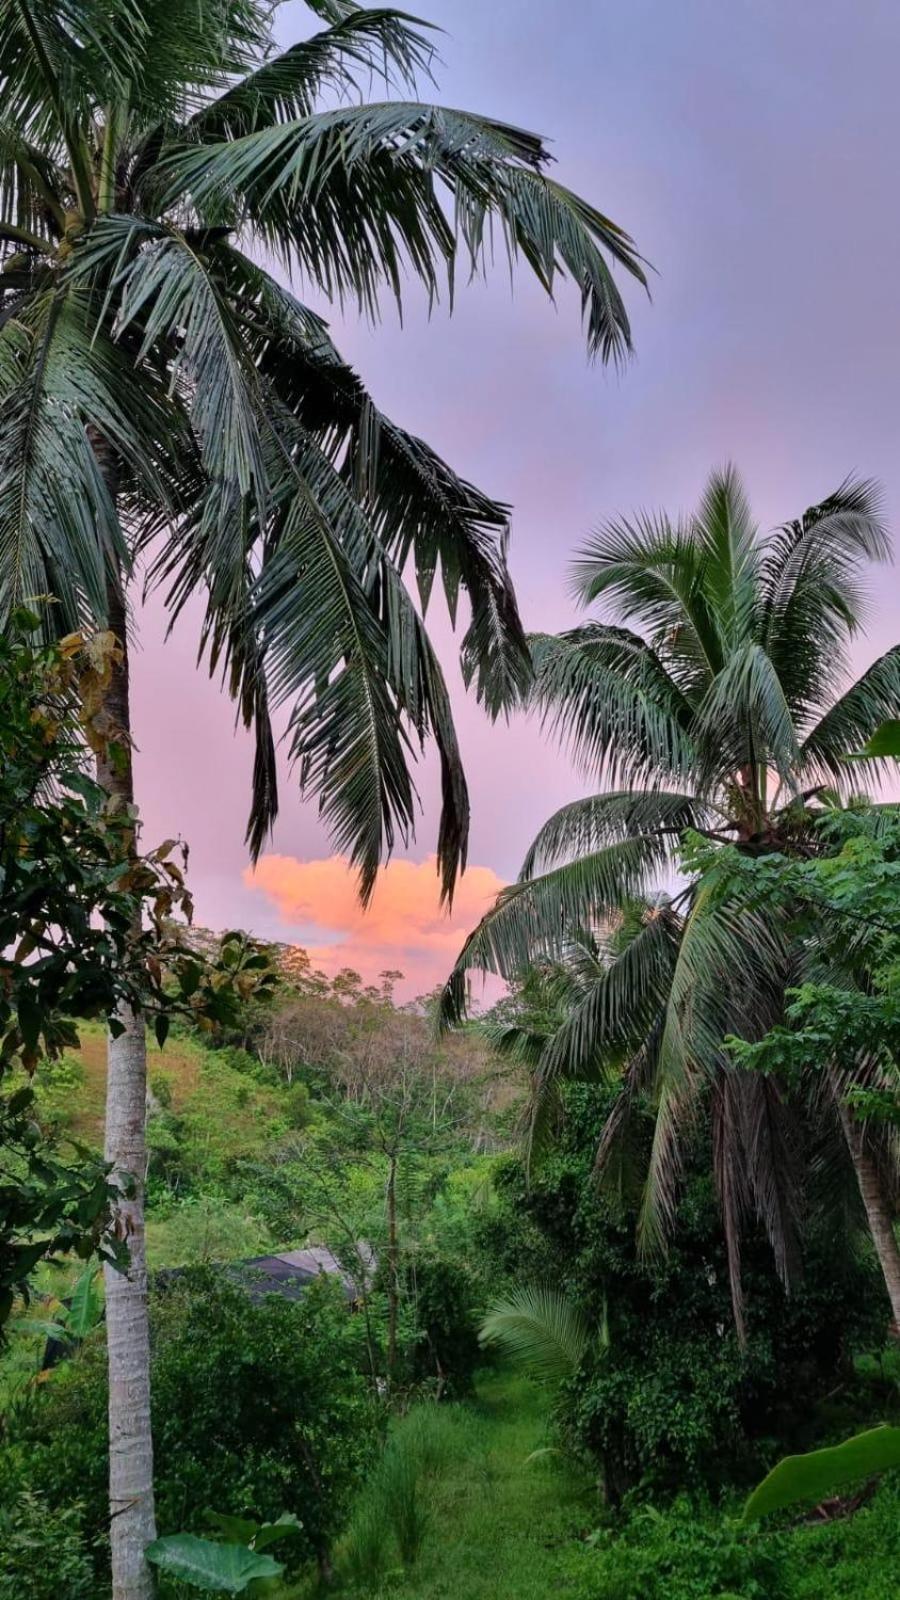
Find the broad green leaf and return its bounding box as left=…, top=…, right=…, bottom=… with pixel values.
left=144, top=1535, right=284, bottom=1593
left=742, top=1425, right=900, bottom=1521
left=845, top=720, right=900, bottom=760
left=67, top=1265, right=102, bottom=1340
left=204, top=1513, right=261, bottom=1546
left=251, top=1513, right=303, bottom=1552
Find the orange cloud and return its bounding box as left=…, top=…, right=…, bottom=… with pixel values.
left=243, top=853, right=506, bottom=999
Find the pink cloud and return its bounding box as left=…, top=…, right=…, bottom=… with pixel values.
left=243, top=853, right=506, bottom=999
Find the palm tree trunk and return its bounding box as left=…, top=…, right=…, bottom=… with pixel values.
left=386, top=1151, right=399, bottom=1386
left=835, top=1091, right=900, bottom=1335
left=95, top=519, right=157, bottom=1594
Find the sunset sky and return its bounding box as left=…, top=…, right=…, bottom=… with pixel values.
left=129, top=0, right=900, bottom=996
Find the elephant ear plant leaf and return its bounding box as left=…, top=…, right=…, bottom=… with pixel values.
left=144, top=1534, right=285, bottom=1595
left=146, top=1514, right=303, bottom=1593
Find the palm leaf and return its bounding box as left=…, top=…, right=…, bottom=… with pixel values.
left=479, top=1283, right=589, bottom=1383
left=528, top=625, right=696, bottom=788
left=800, top=647, right=900, bottom=787
left=520, top=789, right=712, bottom=878
left=153, top=99, right=646, bottom=356
left=215, top=245, right=530, bottom=713
left=439, top=838, right=680, bottom=1027
left=188, top=6, right=437, bottom=138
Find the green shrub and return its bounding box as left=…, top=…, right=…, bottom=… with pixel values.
left=339, top=1403, right=474, bottom=1584
left=0, top=1491, right=95, bottom=1599
left=283, top=1081, right=313, bottom=1130
left=16, top=1270, right=381, bottom=1581
left=30, top=1053, right=86, bottom=1133
left=497, top=1085, right=890, bottom=1498
left=408, top=1254, right=480, bottom=1396
left=150, top=1072, right=174, bottom=1110
left=566, top=1499, right=788, bottom=1600
left=380, top=1438, right=430, bottom=1566
left=786, top=1476, right=900, bottom=1599
left=146, top=1194, right=271, bottom=1266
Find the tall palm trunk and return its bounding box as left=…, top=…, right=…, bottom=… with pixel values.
left=834, top=1087, right=900, bottom=1334
left=386, top=1150, right=400, bottom=1386
left=93, top=444, right=157, bottom=1598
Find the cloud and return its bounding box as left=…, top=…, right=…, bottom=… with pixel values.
left=243, top=853, right=506, bottom=998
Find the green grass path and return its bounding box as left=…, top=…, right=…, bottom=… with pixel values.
left=369, top=1371, right=593, bottom=1600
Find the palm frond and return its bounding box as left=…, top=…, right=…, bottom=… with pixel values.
left=528, top=625, right=697, bottom=788
left=636, top=882, right=788, bottom=1259
left=153, top=99, right=646, bottom=358
left=696, top=642, right=800, bottom=786
left=799, top=647, right=900, bottom=789
left=244, top=417, right=470, bottom=900
left=571, top=509, right=720, bottom=682
left=439, top=839, right=678, bottom=1027
left=537, top=903, right=683, bottom=1085
left=520, top=789, right=713, bottom=878
left=0, top=287, right=173, bottom=627
left=761, top=477, right=889, bottom=722
left=479, top=1283, right=589, bottom=1383
left=693, top=463, right=759, bottom=654
left=216, top=246, right=530, bottom=713
left=189, top=7, right=437, bottom=138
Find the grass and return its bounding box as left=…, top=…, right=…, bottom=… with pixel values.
left=285, top=1370, right=595, bottom=1600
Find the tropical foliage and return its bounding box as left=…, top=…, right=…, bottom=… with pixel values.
left=0, top=0, right=648, bottom=893
left=0, top=618, right=272, bottom=1332
left=442, top=467, right=900, bottom=1330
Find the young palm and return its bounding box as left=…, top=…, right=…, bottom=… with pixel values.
left=0, top=4, right=648, bottom=1593
left=443, top=466, right=900, bottom=1335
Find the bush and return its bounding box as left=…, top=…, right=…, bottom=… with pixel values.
left=497, top=1085, right=890, bottom=1498
left=566, top=1500, right=788, bottom=1600
left=16, top=1270, right=381, bottom=1581
left=283, top=1081, right=313, bottom=1130
left=150, top=1072, right=174, bottom=1110
left=408, top=1254, right=481, bottom=1396
left=0, top=1492, right=95, bottom=1600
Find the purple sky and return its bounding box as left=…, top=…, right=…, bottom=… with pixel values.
left=130, top=0, right=900, bottom=990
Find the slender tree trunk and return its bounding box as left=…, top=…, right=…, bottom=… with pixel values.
left=835, top=1090, right=900, bottom=1335
left=386, top=1151, right=399, bottom=1386
left=95, top=525, right=157, bottom=1595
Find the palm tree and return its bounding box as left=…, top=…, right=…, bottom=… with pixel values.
left=0, top=4, right=649, bottom=1593
left=442, top=466, right=900, bottom=1337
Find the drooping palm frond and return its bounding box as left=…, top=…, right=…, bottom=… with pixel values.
left=152, top=98, right=646, bottom=353
left=0, top=287, right=176, bottom=628
left=439, top=837, right=682, bottom=1028
left=520, top=789, right=715, bottom=879
left=536, top=901, right=683, bottom=1085
left=479, top=1283, right=590, bottom=1383
left=214, top=246, right=530, bottom=713
left=799, top=646, right=900, bottom=790
left=528, top=625, right=697, bottom=788
left=188, top=6, right=438, bottom=138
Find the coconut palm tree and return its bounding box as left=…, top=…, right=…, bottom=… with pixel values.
left=0, top=4, right=649, bottom=1593
left=442, top=466, right=900, bottom=1337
